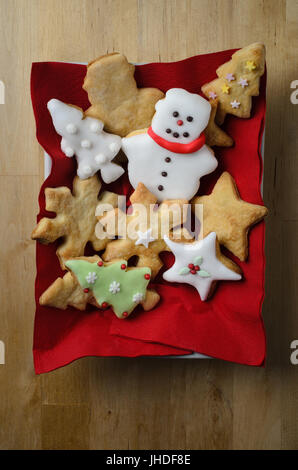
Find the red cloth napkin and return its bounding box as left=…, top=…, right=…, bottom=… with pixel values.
left=31, top=48, right=266, bottom=374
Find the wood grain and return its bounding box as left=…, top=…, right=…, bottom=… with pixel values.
left=0, top=0, right=297, bottom=450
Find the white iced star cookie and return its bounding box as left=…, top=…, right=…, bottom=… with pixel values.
left=47, top=99, right=124, bottom=182
left=163, top=232, right=241, bottom=301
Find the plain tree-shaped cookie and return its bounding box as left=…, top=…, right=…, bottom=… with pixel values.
left=96, top=183, right=190, bottom=278
left=201, top=43, right=265, bottom=124
left=31, top=175, right=118, bottom=269
left=83, top=53, right=164, bottom=137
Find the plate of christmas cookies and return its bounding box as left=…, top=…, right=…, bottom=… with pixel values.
left=31, top=44, right=268, bottom=373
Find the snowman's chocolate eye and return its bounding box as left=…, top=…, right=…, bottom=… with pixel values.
left=173, top=111, right=179, bottom=117
left=166, top=128, right=171, bottom=134
left=173, top=132, right=179, bottom=138
left=183, top=132, right=189, bottom=137
left=187, top=116, right=193, bottom=122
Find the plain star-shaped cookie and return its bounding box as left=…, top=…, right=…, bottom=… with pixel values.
left=163, top=232, right=241, bottom=301
left=192, top=172, right=268, bottom=261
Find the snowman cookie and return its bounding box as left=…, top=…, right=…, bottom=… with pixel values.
left=122, top=88, right=218, bottom=202
left=48, top=99, right=124, bottom=182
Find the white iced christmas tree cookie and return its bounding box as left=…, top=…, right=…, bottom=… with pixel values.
left=122, top=88, right=218, bottom=201
left=47, top=99, right=124, bottom=182
left=163, top=232, right=241, bottom=301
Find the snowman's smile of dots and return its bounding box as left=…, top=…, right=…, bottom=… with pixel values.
left=165, top=111, right=195, bottom=139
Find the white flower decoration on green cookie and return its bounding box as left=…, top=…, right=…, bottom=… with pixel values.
left=109, top=281, right=121, bottom=294
left=86, top=271, right=97, bottom=284
left=132, top=292, right=144, bottom=303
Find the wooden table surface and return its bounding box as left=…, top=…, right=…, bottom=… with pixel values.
left=0, top=0, right=297, bottom=450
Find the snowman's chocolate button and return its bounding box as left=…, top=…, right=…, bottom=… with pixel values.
left=183, top=132, right=189, bottom=137
left=166, top=128, right=171, bottom=134
left=161, top=171, right=167, bottom=177
left=173, top=111, right=179, bottom=117
left=158, top=185, right=164, bottom=191
left=187, top=116, right=193, bottom=122
left=173, top=132, right=179, bottom=138
left=165, top=157, right=171, bottom=163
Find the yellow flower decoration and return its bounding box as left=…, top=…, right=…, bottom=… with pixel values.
left=221, top=84, right=230, bottom=94
left=245, top=61, right=257, bottom=72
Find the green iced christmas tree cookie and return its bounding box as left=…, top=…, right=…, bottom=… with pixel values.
left=65, top=258, right=152, bottom=319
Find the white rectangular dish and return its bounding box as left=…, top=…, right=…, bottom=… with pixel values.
left=42, top=61, right=265, bottom=360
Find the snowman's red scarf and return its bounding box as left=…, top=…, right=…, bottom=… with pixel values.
left=147, top=126, right=206, bottom=154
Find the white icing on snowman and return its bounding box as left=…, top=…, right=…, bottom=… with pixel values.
left=122, top=88, right=218, bottom=201
left=47, top=99, right=124, bottom=182
left=163, top=232, right=241, bottom=301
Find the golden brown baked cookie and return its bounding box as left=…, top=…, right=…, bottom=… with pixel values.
left=31, top=176, right=118, bottom=269
left=96, top=183, right=190, bottom=278
left=83, top=53, right=164, bottom=137
left=201, top=43, right=265, bottom=124
left=204, top=98, right=233, bottom=147
left=192, top=172, right=268, bottom=261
